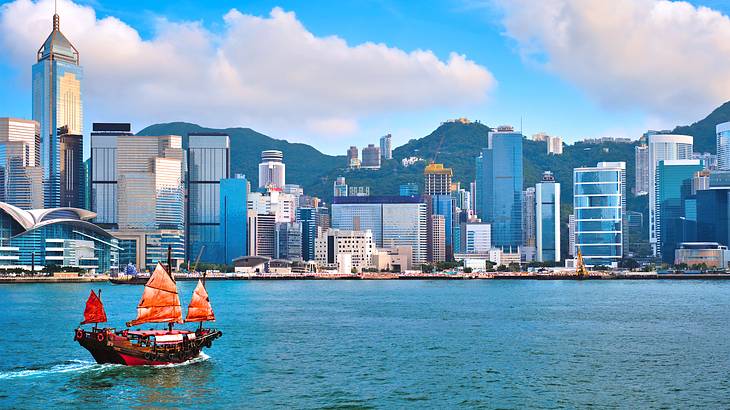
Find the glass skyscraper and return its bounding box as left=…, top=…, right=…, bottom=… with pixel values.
left=717, top=122, right=730, bottom=170
left=476, top=126, right=523, bottom=249
left=536, top=172, right=560, bottom=262
left=89, top=123, right=133, bottom=228
left=32, top=12, right=83, bottom=209
left=297, top=207, right=318, bottom=262
left=220, top=177, right=247, bottom=265
left=655, top=159, right=703, bottom=263
left=186, top=133, right=230, bottom=264
left=573, top=162, right=626, bottom=267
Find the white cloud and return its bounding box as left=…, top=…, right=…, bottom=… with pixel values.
left=494, top=0, right=730, bottom=124
left=0, top=0, right=495, bottom=147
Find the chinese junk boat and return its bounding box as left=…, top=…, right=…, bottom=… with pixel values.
left=74, top=260, right=222, bottom=366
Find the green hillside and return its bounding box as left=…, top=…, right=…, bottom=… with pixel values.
left=672, top=100, right=730, bottom=153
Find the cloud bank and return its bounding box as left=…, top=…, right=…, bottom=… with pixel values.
left=0, top=0, right=495, bottom=143
left=495, top=0, right=730, bottom=123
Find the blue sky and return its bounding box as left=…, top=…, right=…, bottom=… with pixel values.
left=1, top=0, right=729, bottom=154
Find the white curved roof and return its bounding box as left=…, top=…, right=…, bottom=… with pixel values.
left=0, top=202, right=102, bottom=236
left=647, top=134, right=693, bottom=144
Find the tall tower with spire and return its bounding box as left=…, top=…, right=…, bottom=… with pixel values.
left=32, top=6, right=83, bottom=208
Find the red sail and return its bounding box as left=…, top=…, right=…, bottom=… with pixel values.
left=127, top=262, right=183, bottom=327
left=185, top=280, right=215, bottom=323
left=81, top=290, right=107, bottom=325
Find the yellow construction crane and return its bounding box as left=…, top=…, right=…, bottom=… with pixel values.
left=576, top=247, right=589, bottom=278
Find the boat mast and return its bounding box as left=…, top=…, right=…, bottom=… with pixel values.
left=167, top=245, right=173, bottom=332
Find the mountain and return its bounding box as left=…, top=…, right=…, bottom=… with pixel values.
left=137, top=122, right=344, bottom=195
left=671, top=101, right=730, bottom=153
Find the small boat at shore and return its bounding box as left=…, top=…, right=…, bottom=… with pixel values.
left=75, top=256, right=222, bottom=366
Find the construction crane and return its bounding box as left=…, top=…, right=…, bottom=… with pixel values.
left=576, top=247, right=589, bottom=279
left=192, top=245, right=205, bottom=276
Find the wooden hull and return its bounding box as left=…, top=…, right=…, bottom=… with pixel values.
left=74, top=328, right=222, bottom=366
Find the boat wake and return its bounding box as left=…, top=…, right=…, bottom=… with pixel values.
left=0, top=360, right=118, bottom=380
left=0, top=353, right=210, bottom=379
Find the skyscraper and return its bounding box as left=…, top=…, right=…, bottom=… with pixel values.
left=0, top=118, right=43, bottom=209
left=186, top=133, right=230, bottom=264
left=648, top=134, right=693, bottom=255
left=33, top=11, right=83, bottom=208
left=380, top=134, right=392, bottom=160
left=220, top=176, right=247, bottom=265
left=346, top=146, right=360, bottom=168
left=297, top=207, right=319, bottom=262
left=634, top=144, right=649, bottom=196
left=536, top=171, right=560, bottom=262
left=58, top=125, right=83, bottom=208
left=334, top=176, right=348, bottom=197
left=89, top=123, right=133, bottom=228
left=522, top=187, right=536, bottom=250
left=424, top=163, right=452, bottom=195
left=547, top=136, right=563, bottom=155
left=361, top=144, right=381, bottom=169
left=655, top=159, right=703, bottom=263
left=477, top=126, right=523, bottom=249
left=258, top=150, right=285, bottom=189
left=717, top=122, right=730, bottom=170
left=574, top=162, right=626, bottom=267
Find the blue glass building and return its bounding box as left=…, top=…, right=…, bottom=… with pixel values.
left=399, top=183, right=419, bottom=197
left=656, top=160, right=703, bottom=263
left=186, top=133, right=230, bottom=264
left=220, top=177, right=247, bottom=265
left=573, top=162, right=626, bottom=267
left=431, top=194, right=454, bottom=257
left=32, top=13, right=83, bottom=209
left=476, top=127, right=523, bottom=249
left=297, top=207, right=318, bottom=262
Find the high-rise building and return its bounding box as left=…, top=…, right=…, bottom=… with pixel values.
left=248, top=212, right=276, bottom=258
left=220, top=176, right=247, bottom=265
left=463, top=223, right=491, bottom=254
left=0, top=118, right=43, bottom=209
left=655, top=160, right=703, bottom=263
left=380, top=134, right=392, bottom=160
left=89, top=123, right=133, bottom=228
left=430, top=214, right=446, bottom=263
left=547, top=136, right=563, bottom=155
left=361, top=144, right=381, bottom=169
left=331, top=196, right=427, bottom=264
left=424, top=163, right=453, bottom=195
left=275, top=222, right=303, bottom=261
left=634, top=144, right=649, bottom=196
left=717, top=122, right=730, bottom=170
left=574, top=162, right=626, bottom=267
left=536, top=171, right=560, bottom=262
left=522, top=187, right=536, bottom=249
left=692, top=169, right=710, bottom=194
left=248, top=191, right=296, bottom=223
left=258, top=150, right=285, bottom=189
left=58, top=126, right=83, bottom=208
left=297, top=207, right=319, bottom=262
left=334, top=176, right=348, bottom=197
left=347, top=146, right=359, bottom=168
left=648, top=134, right=693, bottom=255
left=186, top=133, right=230, bottom=264
left=114, top=135, right=185, bottom=270
left=476, top=126, right=523, bottom=249
left=33, top=11, right=83, bottom=209
left=568, top=214, right=576, bottom=257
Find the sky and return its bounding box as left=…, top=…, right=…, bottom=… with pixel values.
left=1, top=0, right=730, bottom=155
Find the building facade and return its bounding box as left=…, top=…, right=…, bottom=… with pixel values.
left=536, top=171, right=560, bottom=262
left=33, top=12, right=83, bottom=209
left=89, top=122, right=133, bottom=228
left=380, top=134, right=392, bottom=160
left=573, top=162, right=626, bottom=267
left=361, top=144, right=381, bottom=169
left=220, top=176, right=247, bottom=265
left=186, top=133, right=230, bottom=264
left=424, top=163, right=452, bottom=196
left=331, top=196, right=427, bottom=264
left=648, top=134, right=693, bottom=255
left=476, top=126, right=523, bottom=249
left=0, top=118, right=43, bottom=210
left=58, top=126, right=83, bottom=208
left=258, top=150, right=285, bottom=189
left=634, top=144, right=649, bottom=196
left=315, top=229, right=374, bottom=271
left=717, top=122, right=730, bottom=170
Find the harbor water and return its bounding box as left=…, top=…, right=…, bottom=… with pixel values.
left=1, top=280, right=729, bottom=408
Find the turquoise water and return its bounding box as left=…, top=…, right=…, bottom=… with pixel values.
left=0, top=280, right=729, bottom=408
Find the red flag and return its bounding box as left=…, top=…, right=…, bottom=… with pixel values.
left=81, top=290, right=107, bottom=325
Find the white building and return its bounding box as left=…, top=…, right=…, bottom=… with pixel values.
left=315, top=229, right=375, bottom=272
left=717, top=122, right=730, bottom=170
left=647, top=134, right=693, bottom=255
left=464, top=223, right=491, bottom=254
left=258, top=150, right=285, bottom=189
left=547, top=136, right=563, bottom=155
left=536, top=172, right=560, bottom=262
left=634, top=144, right=649, bottom=196
left=248, top=191, right=296, bottom=223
